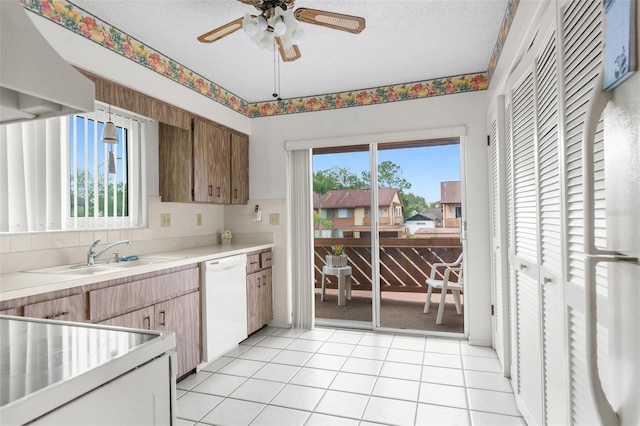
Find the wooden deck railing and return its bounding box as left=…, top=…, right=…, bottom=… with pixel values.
left=314, top=237, right=462, bottom=293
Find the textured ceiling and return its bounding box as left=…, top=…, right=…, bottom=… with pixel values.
left=68, top=0, right=509, bottom=103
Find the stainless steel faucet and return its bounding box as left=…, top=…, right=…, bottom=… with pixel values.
left=87, top=239, right=130, bottom=265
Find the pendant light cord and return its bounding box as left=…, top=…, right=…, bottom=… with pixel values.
left=273, top=39, right=281, bottom=101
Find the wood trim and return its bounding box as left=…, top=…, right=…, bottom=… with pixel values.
left=78, top=69, right=191, bottom=129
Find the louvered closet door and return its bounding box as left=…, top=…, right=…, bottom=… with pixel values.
left=508, top=57, right=543, bottom=426
left=559, top=0, right=611, bottom=423
left=488, top=99, right=510, bottom=375
left=535, top=17, right=569, bottom=426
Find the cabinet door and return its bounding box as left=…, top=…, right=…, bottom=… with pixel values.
left=210, top=125, right=231, bottom=204
left=246, top=272, right=261, bottom=334
left=261, top=268, right=273, bottom=326
left=23, top=294, right=85, bottom=322
left=230, top=132, right=249, bottom=204
left=159, top=123, right=192, bottom=202
left=99, top=306, right=154, bottom=330
left=193, top=118, right=213, bottom=202
left=155, top=292, right=200, bottom=378
left=193, top=118, right=230, bottom=203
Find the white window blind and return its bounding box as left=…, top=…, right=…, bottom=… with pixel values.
left=0, top=103, right=147, bottom=233
left=0, top=118, right=63, bottom=232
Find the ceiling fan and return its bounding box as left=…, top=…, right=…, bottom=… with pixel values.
left=197, top=0, right=366, bottom=62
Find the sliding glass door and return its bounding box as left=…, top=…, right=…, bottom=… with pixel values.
left=312, top=140, right=464, bottom=335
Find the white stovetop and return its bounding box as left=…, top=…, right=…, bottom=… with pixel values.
left=0, top=242, right=274, bottom=302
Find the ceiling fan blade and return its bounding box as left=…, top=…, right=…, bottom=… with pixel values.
left=197, top=17, right=243, bottom=43
left=276, top=37, right=301, bottom=62
left=294, top=8, right=365, bottom=34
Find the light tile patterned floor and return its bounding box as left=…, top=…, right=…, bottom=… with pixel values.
left=176, top=327, right=526, bottom=426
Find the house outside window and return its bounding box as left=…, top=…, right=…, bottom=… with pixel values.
left=337, top=208, right=351, bottom=218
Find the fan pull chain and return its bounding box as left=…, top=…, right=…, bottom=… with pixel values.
left=273, top=38, right=282, bottom=101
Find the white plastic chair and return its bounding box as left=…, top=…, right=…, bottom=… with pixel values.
left=423, top=254, right=463, bottom=324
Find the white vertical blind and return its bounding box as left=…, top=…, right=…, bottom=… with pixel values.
left=0, top=104, right=147, bottom=234
left=287, top=149, right=315, bottom=329
left=0, top=119, right=63, bottom=232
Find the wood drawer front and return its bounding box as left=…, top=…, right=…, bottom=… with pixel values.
left=89, top=267, right=198, bottom=321
left=260, top=251, right=273, bottom=269
left=246, top=253, right=261, bottom=273
left=99, top=306, right=154, bottom=330
left=23, top=294, right=85, bottom=322
left=0, top=307, right=21, bottom=316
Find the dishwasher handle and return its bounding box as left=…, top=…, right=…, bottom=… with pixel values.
left=204, top=255, right=246, bottom=271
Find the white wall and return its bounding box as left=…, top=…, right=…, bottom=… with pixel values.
left=23, top=10, right=494, bottom=344
left=250, top=92, right=493, bottom=344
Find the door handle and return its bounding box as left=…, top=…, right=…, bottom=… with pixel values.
left=144, top=316, right=151, bottom=329
left=46, top=311, right=69, bottom=319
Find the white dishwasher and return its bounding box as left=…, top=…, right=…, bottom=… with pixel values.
left=201, top=254, right=248, bottom=364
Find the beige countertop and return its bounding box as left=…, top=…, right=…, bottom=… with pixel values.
left=0, top=242, right=274, bottom=302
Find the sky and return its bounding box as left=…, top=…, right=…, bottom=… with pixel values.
left=312, top=144, right=461, bottom=203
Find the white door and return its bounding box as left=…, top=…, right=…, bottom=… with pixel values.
left=488, top=98, right=510, bottom=376
left=558, top=0, right=613, bottom=423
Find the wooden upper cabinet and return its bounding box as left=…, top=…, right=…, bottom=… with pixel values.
left=231, top=132, right=249, bottom=204
left=193, top=118, right=231, bottom=204
left=159, top=123, right=192, bottom=203
left=159, top=116, right=248, bottom=205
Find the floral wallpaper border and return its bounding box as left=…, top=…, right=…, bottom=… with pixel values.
left=487, top=0, right=520, bottom=82
left=22, top=0, right=513, bottom=118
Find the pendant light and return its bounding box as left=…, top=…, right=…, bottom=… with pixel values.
left=101, top=105, right=118, bottom=145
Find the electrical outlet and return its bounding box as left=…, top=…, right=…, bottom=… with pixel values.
left=161, top=213, right=171, bottom=227
left=196, top=213, right=202, bottom=226
left=269, top=213, right=280, bottom=225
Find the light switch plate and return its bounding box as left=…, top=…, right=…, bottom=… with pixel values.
left=269, top=213, right=280, bottom=225
left=161, top=213, right=171, bottom=227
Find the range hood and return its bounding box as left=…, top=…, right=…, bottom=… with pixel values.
left=0, top=1, right=94, bottom=124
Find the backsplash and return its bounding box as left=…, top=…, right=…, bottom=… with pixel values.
left=0, top=196, right=225, bottom=273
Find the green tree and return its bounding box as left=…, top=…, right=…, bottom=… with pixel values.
left=402, top=192, right=428, bottom=220
left=314, top=166, right=366, bottom=191
left=70, top=170, right=128, bottom=217
left=361, top=160, right=411, bottom=191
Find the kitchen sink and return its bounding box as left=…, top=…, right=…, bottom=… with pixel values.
left=23, top=256, right=185, bottom=275
left=109, top=256, right=185, bottom=268
left=23, top=263, right=121, bottom=275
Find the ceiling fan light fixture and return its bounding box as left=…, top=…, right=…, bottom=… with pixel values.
left=273, top=17, right=287, bottom=36
left=242, top=13, right=258, bottom=36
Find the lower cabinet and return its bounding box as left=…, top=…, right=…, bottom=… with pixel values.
left=95, top=269, right=200, bottom=378
left=23, top=294, right=85, bottom=322
left=154, top=292, right=200, bottom=378
left=246, top=250, right=273, bottom=335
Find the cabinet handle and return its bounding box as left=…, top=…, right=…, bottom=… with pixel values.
left=159, top=311, right=166, bottom=326
left=257, top=277, right=261, bottom=288
left=217, top=187, right=221, bottom=197
left=519, top=263, right=527, bottom=270
left=208, top=185, right=213, bottom=196
left=46, top=311, right=69, bottom=319
left=234, top=188, right=238, bottom=199
left=144, top=316, right=151, bottom=330
left=543, top=276, right=552, bottom=284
